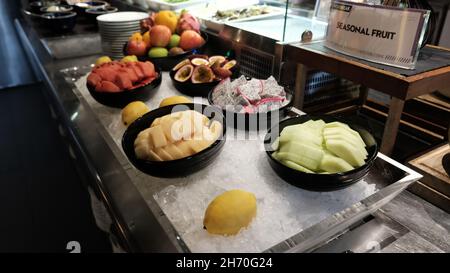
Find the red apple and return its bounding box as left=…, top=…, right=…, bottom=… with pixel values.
left=127, top=40, right=148, bottom=56
left=179, top=30, right=205, bottom=51
left=150, top=25, right=171, bottom=47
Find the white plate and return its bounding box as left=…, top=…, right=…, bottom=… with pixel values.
left=99, top=25, right=141, bottom=29
left=146, top=0, right=207, bottom=11
left=99, top=24, right=141, bottom=29
left=98, top=24, right=141, bottom=28
left=100, top=29, right=139, bottom=33
left=96, top=11, right=148, bottom=23
left=200, top=5, right=286, bottom=31
left=100, top=32, right=138, bottom=37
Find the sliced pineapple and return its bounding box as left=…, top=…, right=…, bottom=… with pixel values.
left=134, top=110, right=222, bottom=161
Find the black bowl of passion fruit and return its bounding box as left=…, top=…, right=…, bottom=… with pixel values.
left=169, top=54, right=238, bottom=97
left=264, top=115, right=378, bottom=191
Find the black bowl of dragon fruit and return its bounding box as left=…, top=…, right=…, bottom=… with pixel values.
left=207, top=75, right=292, bottom=131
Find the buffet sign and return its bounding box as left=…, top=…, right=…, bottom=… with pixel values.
left=325, top=0, right=429, bottom=69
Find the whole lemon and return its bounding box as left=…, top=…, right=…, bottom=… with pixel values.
left=122, top=101, right=150, bottom=126
left=159, top=96, right=192, bottom=108
left=121, top=55, right=138, bottom=63
left=203, top=190, right=257, bottom=236
left=154, top=10, right=178, bottom=34
left=95, top=56, right=112, bottom=66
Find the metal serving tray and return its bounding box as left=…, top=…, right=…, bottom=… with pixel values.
left=61, top=65, right=422, bottom=252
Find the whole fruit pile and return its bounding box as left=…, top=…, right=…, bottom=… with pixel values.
left=172, top=55, right=236, bottom=83
left=134, top=110, right=222, bottom=161
left=127, top=10, right=204, bottom=58
left=271, top=120, right=368, bottom=174
left=87, top=56, right=158, bottom=92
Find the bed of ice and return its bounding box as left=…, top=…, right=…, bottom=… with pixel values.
left=73, top=71, right=378, bottom=253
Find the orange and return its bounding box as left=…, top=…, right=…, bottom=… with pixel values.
left=129, top=32, right=142, bottom=42
left=142, top=31, right=151, bottom=47
left=154, top=10, right=178, bottom=34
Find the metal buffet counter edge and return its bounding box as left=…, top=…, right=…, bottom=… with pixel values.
left=16, top=16, right=448, bottom=253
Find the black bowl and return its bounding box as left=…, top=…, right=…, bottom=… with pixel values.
left=41, top=11, right=77, bottom=33
left=169, top=70, right=220, bottom=97
left=23, top=9, right=45, bottom=24
left=86, top=66, right=162, bottom=108
left=264, top=115, right=378, bottom=191
left=85, top=6, right=118, bottom=24
left=29, top=1, right=44, bottom=14
left=73, top=0, right=108, bottom=15
left=122, top=103, right=226, bottom=177
left=40, top=4, right=73, bottom=13
left=207, top=85, right=293, bottom=131
left=123, top=32, right=208, bottom=71
left=169, top=60, right=239, bottom=97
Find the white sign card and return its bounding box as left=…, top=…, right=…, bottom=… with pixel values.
left=325, top=1, right=429, bottom=69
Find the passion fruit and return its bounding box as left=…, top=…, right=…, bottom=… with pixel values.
left=172, top=59, right=191, bottom=71
left=222, top=60, right=237, bottom=70
left=174, top=64, right=194, bottom=82
left=191, top=58, right=210, bottom=66
left=191, top=65, right=214, bottom=84
left=209, top=56, right=226, bottom=66
left=169, top=47, right=185, bottom=56
left=212, top=66, right=232, bottom=80
left=188, top=54, right=209, bottom=61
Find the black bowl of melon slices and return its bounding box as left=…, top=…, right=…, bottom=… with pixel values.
left=122, top=103, right=226, bottom=177
left=264, top=115, right=378, bottom=191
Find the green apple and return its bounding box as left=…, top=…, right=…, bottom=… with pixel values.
left=168, top=34, right=181, bottom=48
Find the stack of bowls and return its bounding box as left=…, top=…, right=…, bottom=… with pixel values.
left=96, top=11, right=148, bottom=59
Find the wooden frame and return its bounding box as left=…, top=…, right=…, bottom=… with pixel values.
left=288, top=42, right=450, bottom=155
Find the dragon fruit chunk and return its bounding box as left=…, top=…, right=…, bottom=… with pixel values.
left=176, top=12, right=201, bottom=34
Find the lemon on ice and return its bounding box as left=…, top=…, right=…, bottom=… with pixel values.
left=203, top=189, right=257, bottom=236
left=159, top=96, right=192, bottom=108
left=121, top=101, right=150, bottom=126
left=95, top=56, right=112, bottom=66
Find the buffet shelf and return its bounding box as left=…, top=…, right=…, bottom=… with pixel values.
left=15, top=4, right=448, bottom=253
left=58, top=64, right=422, bottom=252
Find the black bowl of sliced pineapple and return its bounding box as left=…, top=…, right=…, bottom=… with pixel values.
left=264, top=115, right=378, bottom=191
left=122, top=103, right=226, bottom=177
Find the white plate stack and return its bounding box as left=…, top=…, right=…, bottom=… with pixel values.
left=96, top=11, right=149, bottom=59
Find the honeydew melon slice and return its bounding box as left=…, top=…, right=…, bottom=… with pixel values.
left=271, top=151, right=280, bottom=161
left=323, top=127, right=366, bottom=148
left=271, top=137, right=280, bottom=151
left=277, top=152, right=321, bottom=171
left=278, top=141, right=324, bottom=171
left=308, top=119, right=326, bottom=132
left=324, top=134, right=368, bottom=157
left=323, top=130, right=365, bottom=154
left=279, top=129, right=322, bottom=147
left=281, top=160, right=314, bottom=173
left=320, top=153, right=354, bottom=173
left=324, top=139, right=365, bottom=167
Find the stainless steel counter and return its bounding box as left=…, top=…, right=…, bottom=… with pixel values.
left=15, top=8, right=449, bottom=253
